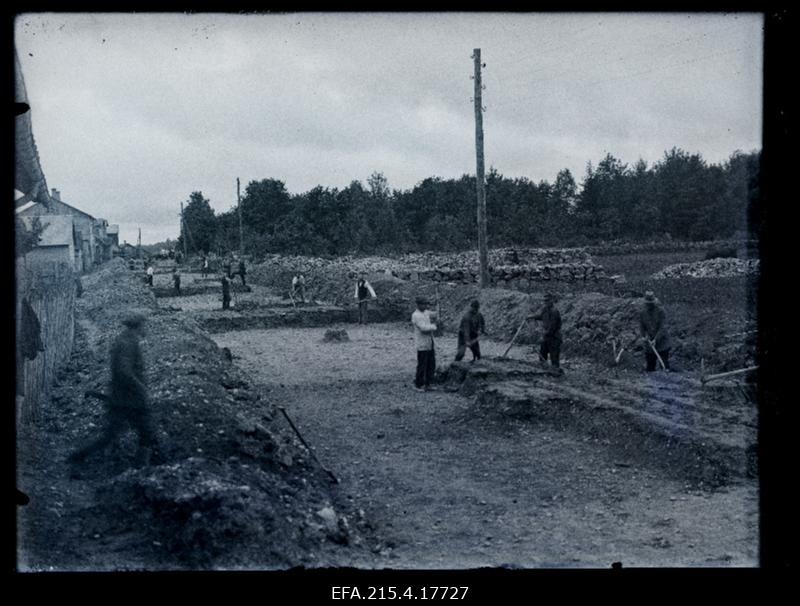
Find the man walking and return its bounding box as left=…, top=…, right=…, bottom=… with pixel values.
left=528, top=292, right=563, bottom=372
left=455, top=300, right=486, bottom=362
left=355, top=273, right=376, bottom=324
left=412, top=296, right=438, bottom=391
left=146, top=264, right=154, bottom=287
left=68, top=313, right=158, bottom=467
left=201, top=255, right=209, bottom=277
left=639, top=291, right=671, bottom=371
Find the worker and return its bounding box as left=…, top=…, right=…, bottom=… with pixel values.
left=412, top=296, right=438, bottom=391
left=639, top=291, right=671, bottom=371
left=146, top=265, right=154, bottom=286
left=238, top=258, right=247, bottom=287
left=292, top=274, right=306, bottom=304
left=528, top=292, right=563, bottom=372
left=68, top=313, right=159, bottom=467
left=221, top=273, right=231, bottom=310
left=355, top=273, right=377, bottom=324
left=455, top=300, right=486, bottom=362
left=172, top=268, right=181, bottom=295
left=201, top=255, right=209, bottom=277
left=223, top=257, right=233, bottom=279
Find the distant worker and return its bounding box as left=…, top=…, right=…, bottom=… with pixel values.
left=68, top=313, right=159, bottom=467
left=202, top=255, right=209, bottom=277
left=146, top=264, right=154, bottom=287
left=223, top=257, right=233, bottom=279
left=238, top=258, right=247, bottom=287
left=528, top=292, right=563, bottom=373
left=172, top=268, right=181, bottom=295
left=221, top=274, right=231, bottom=310
left=355, top=273, right=377, bottom=324
left=292, top=274, right=306, bottom=304
left=639, top=291, right=671, bottom=372
left=455, top=300, right=486, bottom=362
left=412, top=296, right=438, bottom=391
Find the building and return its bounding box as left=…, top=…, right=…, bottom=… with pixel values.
left=18, top=214, right=79, bottom=272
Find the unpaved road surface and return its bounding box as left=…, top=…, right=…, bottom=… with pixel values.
left=214, top=323, right=758, bottom=568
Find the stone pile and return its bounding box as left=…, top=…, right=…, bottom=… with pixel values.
left=652, top=258, right=759, bottom=279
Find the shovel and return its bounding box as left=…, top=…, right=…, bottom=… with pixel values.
left=646, top=338, right=667, bottom=371
left=502, top=317, right=528, bottom=358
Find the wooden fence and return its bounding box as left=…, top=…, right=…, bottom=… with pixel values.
left=16, top=259, right=76, bottom=424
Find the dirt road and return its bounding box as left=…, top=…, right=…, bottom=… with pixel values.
left=213, top=323, right=758, bottom=568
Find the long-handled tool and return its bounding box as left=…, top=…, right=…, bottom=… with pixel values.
left=502, top=317, right=528, bottom=358
left=611, top=339, right=626, bottom=365
left=646, top=338, right=667, bottom=371
left=277, top=406, right=338, bottom=484
left=701, top=365, right=758, bottom=385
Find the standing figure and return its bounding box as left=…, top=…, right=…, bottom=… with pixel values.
left=202, top=255, right=209, bottom=277
left=221, top=274, right=231, bottom=310
left=412, top=296, right=438, bottom=391
left=292, top=274, right=306, bottom=304
left=639, top=291, right=671, bottom=371
left=528, top=292, right=562, bottom=371
left=68, top=314, right=158, bottom=467
left=172, top=268, right=181, bottom=295
left=354, top=273, right=376, bottom=324
left=224, top=257, right=233, bottom=279
left=238, top=258, right=247, bottom=287
left=146, top=265, right=154, bottom=286
left=455, top=300, right=486, bottom=361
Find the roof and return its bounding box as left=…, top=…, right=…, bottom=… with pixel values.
left=107, top=225, right=119, bottom=235
left=15, top=200, right=38, bottom=215
left=20, top=215, right=74, bottom=248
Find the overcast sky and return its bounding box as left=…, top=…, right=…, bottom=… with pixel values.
left=15, top=12, right=763, bottom=245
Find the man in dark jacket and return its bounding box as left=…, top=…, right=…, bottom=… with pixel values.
left=172, top=268, right=181, bottom=295
left=221, top=274, right=231, bottom=310
left=68, top=313, right=158, bottom=467
left=639, top=291, right=671, bottom=371
left=455, top=300, right=486, bottom=361
left=528, top=292, right=562, bottom=371
left=237, top=258, right=247, bottom=286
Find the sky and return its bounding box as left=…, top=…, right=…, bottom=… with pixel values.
left=15, top=12, right=763, bottom=245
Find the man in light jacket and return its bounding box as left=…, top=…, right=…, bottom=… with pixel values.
left=412, top=296, right=438, bottom=391
left=355, top=273, right=377, bottom=324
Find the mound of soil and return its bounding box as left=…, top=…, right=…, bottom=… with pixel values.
left=322, top=329, right=350, bottom=342
left=652, top=258, right=759, bottom=279
left=17, top=260, right=374, bottom=570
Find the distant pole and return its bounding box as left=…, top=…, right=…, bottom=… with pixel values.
left=473, top=48, right=490, bottom=288
left=137, top=227, right=141, bottom=258
left=237, top=177, right=244, bottom=255
left=180, top=201, right=187, bottom=258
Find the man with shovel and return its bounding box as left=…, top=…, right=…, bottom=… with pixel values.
left=455, top=299, right=486, bottom=361
left=639, top=291, right=671, bottom=372
left=355, top=272, right=377, bottom=324
left=528, top=292, right=563, bottom=373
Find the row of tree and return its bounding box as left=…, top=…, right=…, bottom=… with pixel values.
left=176, top=148, right=760, bottom=258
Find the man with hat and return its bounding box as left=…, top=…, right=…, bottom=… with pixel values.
left=68, top=312, right=158, bottom=467
left=355, top=272, right=377, bottom=324
left=221, top=272, right=231, bottom=310
left=528, top=292, right=563, bottom=372
left=172, top=267, right=181, bottom=295
left=412, top=296, right=438, bottom=391
left=639, top=291, right=671, bottom=371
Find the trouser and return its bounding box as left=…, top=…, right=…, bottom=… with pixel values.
left=358, top=300, right=369, bottom=323
left=455, top=336, right=481, bottom=361
left=240, top=273, right=246, bottom=286
left=147, top=275, right=153, bottom=286
left=645, top=348, right=671, bottom=371
left=415, top=348, right=436, bottom=388
left=202, top=268, right=208, bottom=277
left=223, top=296, right=230, bottom=310
left=539, top=336, right=561, bottom=367
left=71, top=406, right=156, bottom=463
left=297, top=286, right=305, bottom=302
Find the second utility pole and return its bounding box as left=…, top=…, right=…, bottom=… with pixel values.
left=237, top=177, right=244, bottom=255
left=473, top=48, right=490, bottom=288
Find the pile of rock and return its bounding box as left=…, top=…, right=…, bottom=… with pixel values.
left=652, top=258, right=759, bottom=279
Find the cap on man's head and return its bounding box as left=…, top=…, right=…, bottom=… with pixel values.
left=644, top=291, right=656, bottom=302
left=544, top=292, right=556, bottom=302
left=416, top=296, right=429, bottom=306
left=122, top=313, right=146, bottom=328
left=470, top=300, right=480, bottom=309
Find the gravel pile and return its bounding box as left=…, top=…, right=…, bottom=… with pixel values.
left=652, top=258, right=759, bottom=279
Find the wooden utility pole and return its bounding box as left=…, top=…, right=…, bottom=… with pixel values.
left=180, top=201, right=187, bottom=257
left=237, top=177, right=244, bottom=254
left=473, top=48, right=490, bottom=288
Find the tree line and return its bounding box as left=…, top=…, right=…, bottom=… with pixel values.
left=176, top=148, right=760, bottom=258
